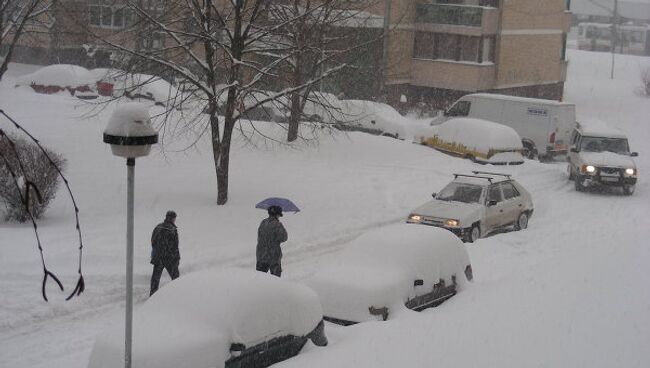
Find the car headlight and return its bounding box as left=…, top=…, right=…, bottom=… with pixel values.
left=581, top=165, right=596, bottom=174
left=408, top=214, right=422, bottom=223
left=625, top=168, right=636, bottom=176
left=444, top=219, right=459, bottom=227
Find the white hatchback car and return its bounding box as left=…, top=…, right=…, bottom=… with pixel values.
left=407, top=171, right=534, bottom=243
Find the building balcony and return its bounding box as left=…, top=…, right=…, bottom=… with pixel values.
left=410, top=59, right=496, bottom=91
left=415, top=3, right=499, bottom=36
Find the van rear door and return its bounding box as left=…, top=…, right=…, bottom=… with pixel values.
left=552, top=104, right=576, bottom=154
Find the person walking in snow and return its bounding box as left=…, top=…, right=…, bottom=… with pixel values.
left=150, top=210, right=180, bottom=296
left=256, top=205, right=288, bottom=277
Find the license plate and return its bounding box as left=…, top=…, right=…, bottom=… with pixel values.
left=601, top=177, right=619, bottom=182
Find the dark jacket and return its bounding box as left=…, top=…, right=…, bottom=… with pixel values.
left=151, top=220, right=179, bottom=265
left=256, top=216, right=288, bottom=264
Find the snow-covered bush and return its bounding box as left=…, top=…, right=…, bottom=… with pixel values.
left=0, top=134, right=66, bottom=222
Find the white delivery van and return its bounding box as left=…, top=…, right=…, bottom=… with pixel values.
left=431, top=94, right=576, bottom=160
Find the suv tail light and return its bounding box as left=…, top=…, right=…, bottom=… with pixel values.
left=464, top=265, right=473, bottom=281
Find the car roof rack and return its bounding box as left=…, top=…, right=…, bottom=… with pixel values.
left=453, top=173, right=494, bottom=182
left=471, top=170, right=511, bottom=178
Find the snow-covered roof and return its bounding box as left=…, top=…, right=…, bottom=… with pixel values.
left=88, top=268, right=323, bottom=368
left=467, top=93, right=574, bottom=107
left=435, top=118, right=523, bottom=152
left=577, top=119, right=629, bottom=139
left=307, top=223, right=470, bottom=323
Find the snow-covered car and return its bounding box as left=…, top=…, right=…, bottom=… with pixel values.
left=567, top=121, right=638, bottom=195
left=421, top=118, right=525, bottom=165
left=334, top=99, right=408, bottom=139
left=87, top=268, right=327, bottom=368
left=407, top=171, right=534, bottom=243
left=307, top=223, right=473, bottom=325
left=15, top=64, right=97, bottom=95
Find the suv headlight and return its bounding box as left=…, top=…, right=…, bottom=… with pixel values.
left=444, top=219, right=459, bottom=227
left=581, top=165, right=596, bottom=174
left=625, top=168, right=636, bottom=176
left=408, top=214, right=422, bottom=223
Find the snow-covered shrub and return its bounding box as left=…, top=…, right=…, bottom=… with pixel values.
left=0, top=134, right=66, bottom=222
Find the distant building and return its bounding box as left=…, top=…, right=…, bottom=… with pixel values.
left=372, top=0, right=571, bottom=108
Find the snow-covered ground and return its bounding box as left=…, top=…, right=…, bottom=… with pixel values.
left=1, top=49, right=649, bottom=368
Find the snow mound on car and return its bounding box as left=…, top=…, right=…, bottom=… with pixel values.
left=88, top=268, right=323, bottom=368
left=15, top=64, right=94, bottom=88
left=308, top=223, right=471, bottom=323
left=435, top=118, right=523, bottom=152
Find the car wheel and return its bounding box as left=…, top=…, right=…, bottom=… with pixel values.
left=575, top=175, right=586, bottom=192
left=623, top=184, right=635, bottom=196
left=514, top=212, right=529, bottom=231
left=465, top=224, right=480, bottom=243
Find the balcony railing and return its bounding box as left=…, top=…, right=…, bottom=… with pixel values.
left=416, top=4, right=486, bottom=27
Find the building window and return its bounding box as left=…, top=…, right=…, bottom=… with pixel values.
left=414, top=32, right=435, bottom=59
left=437, top=34, right=459, bottom=60
left=414, top=32, right=493, bottom=63
left=89, top=1, right=129, bottom=29
left=460, top=36, right=480, bottom=62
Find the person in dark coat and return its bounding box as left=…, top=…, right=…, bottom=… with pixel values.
left=150, top=210, right=180, bottom=296
left=256, top=205, right=288, bottom=277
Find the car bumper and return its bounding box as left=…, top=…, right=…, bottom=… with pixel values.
left=583, top=175, right=637, bottom=187
left=407, top=220, right=465, bottom=238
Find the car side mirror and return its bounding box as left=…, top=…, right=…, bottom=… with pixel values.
left=488, top=200, right=498, bottom=206
left=431, top=192, right=437, bottom=198
left=631, top=152, right=638, bottom=157
left=570, top=147, right=578, bottom=153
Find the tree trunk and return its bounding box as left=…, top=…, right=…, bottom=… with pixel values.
left=287, top=51, right=303, bottom=142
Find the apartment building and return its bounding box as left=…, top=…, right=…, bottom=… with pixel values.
left=374, top=0, right=571, bottom=107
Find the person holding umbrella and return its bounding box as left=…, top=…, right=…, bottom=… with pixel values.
left=256, top=205, right=288, bottom=277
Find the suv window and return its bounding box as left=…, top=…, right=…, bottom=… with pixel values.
left=487, top=185, right=503, bottom=203
left=500, top=182, right=520, bottom=200
left=445, top=101, right=471, bottom=117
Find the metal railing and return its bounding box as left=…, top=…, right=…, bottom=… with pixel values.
left=416, top=3, right=484, bottom=27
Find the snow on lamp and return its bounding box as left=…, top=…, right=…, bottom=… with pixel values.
left=103, top=102, right=158, bottom=158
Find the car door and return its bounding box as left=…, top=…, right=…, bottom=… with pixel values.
left=499, top=182, right=523, bottom=225
left=484, top=184, right=505, bottom=233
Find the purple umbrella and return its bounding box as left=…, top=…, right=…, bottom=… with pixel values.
left=255, top=197, right=300, bottom=213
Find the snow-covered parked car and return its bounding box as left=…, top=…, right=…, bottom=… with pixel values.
left=90, top=69, right=182, bottom=108
left=334, top=100, right=409, bottom=139
left=567, top=120, right=639, bottom=195
left=421, top=118, right=525, bottom=165
left=87, top=268, right=327, bottom=368
left=407, top=171, right=534, bottom=243
left=15, top=64, right=97, bottom=96
left=307, top=223, right=473, bottom=325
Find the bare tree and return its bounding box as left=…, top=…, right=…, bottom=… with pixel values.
left=0, top=0, right=54, bottom=80
left=266, top=0, right=382, bottom=142
left=71, top=0, right=382, bottom=204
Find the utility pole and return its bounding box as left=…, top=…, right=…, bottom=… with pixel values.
left=381, top=0, right=392, bottom=92
left=610, top=0, right=618, bottom=79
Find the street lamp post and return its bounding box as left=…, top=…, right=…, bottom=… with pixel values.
left=103, top=103, right=158, bottom=368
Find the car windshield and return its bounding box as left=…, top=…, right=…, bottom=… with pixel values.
left=581, top=136, right=629, bottom=154
left=437, top=182, right=483, bottom=204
